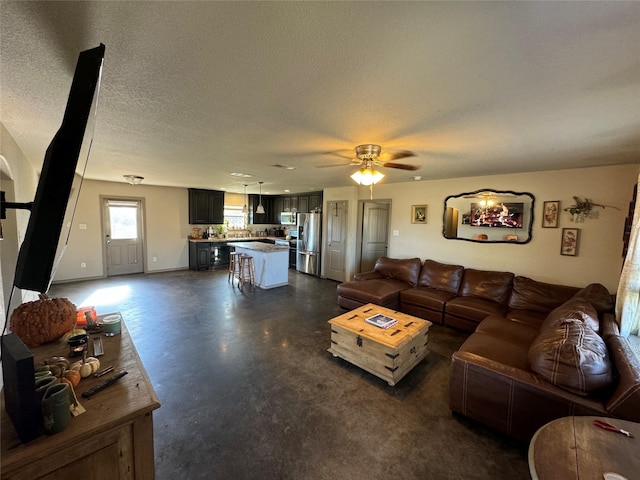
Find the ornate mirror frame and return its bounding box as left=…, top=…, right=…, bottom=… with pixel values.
left=442, top=189, right=535, bottom=244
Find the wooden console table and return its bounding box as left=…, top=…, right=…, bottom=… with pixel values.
left=529, top=416, right=639, bottom=480
left=1, top=315, right=160, bottom=480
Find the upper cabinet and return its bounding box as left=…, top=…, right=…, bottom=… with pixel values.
left=248, top=191, right=323, bottom=224
left=188, top=188, right=225, bottom=224
left=281, top=192, right=323, bottom=213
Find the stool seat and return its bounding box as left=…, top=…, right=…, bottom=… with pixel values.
left=235, top=254, right=255, bottom=290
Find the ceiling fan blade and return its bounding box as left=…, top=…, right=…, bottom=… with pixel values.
left=381, top=150, right=416, bottom=161
left=315, top=162, right=359, bottom=168
left=381, top=162, right=420, bottom=171
left=323, top=149, right=357, bottom=160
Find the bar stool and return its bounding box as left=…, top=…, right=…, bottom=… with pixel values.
left=236, top=254, right=255, bottom=290
left=228, top=251, right=240, bottom=283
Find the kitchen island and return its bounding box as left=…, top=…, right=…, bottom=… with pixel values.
left=232, top=242, right=289, bottom=289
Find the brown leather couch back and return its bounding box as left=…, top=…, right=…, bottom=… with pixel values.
left=460, top=269, right=514, bottom=305
left=508, top=276, right=580, bottom=313
left=373, top=257, right=422, bottom=287
left=417, top=260, right=464, bottom=294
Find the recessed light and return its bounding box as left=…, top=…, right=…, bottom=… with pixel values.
left=272, top=164, right=296, bottom=170
left=413, top=176, right=422, bottom=181
left=284, top=189, right=290, bottom=193
left=230, top=172, right=253, bottom=178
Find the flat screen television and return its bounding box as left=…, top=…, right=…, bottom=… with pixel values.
left=13, top=44, right=105, bottom=293
left=469, top=202, right=524, bottom=228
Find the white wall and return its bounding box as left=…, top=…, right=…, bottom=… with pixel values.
left=54, top=179, right=191, bottom=281
left=326, top=164, right=639, bottom=292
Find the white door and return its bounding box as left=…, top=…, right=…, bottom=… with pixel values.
left=325, top=201, right=348, bottom=282
left=359, top=201, right=390, bottom=273
left=104, top=198, right=144, bottom=276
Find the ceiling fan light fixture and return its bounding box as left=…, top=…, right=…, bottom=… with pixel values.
left=351, top=166, right=384, bottom=186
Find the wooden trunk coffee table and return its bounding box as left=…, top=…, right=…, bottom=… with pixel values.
left=328, top=304, right=432, bottom=386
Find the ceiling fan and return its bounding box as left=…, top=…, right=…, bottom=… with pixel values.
left=318, top=144, right=420, bottom=171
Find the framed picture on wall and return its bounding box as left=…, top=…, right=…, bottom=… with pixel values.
left=542, top=200, right=560, bottom=228
left=411, top=205, right=427, bottom=224
left=560, top=228, right=580, bottom=256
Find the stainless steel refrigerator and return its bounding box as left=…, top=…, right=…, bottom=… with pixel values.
left=296, top=212, right=321, bottom=276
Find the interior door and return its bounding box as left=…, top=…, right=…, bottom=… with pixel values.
left=325, top=201, right=348, bottom=282
left=104, top=198, right=144, bottom=276
left=359, top=201, right=390, bottom=273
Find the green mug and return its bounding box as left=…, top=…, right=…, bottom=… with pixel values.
left=42, top=383, right=71, bottom=434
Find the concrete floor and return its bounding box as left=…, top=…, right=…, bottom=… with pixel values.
left=50, top=269, right=529, bottom=480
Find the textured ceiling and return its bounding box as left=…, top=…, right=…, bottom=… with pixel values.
left=1, top=1, right=639, bottom=196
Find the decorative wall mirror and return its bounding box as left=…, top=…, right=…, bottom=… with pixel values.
left=443, top=189, right=535, bottom=244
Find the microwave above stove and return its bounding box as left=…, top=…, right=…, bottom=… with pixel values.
left=280, top=212, right=296, bottom=225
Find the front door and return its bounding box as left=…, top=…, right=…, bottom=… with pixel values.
left=325, top=200, right=348, bottom=282
left=359, top=201, right=390, bottom=273
left=103, top=198, right=144, bottom=276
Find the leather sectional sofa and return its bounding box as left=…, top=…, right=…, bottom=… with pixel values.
left=336, top=256, right=640, bottom=441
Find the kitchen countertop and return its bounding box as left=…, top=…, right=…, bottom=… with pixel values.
left=188, top=236, right=285, bottom=243
left=231, top=242, right=289, bottom=253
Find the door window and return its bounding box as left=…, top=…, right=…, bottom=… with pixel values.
left=107, top=200, right=138, bottom=239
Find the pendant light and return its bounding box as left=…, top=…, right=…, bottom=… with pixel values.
left=256, top=181, right=265, bottom=214
left=242, top=184, right=248, bottom=213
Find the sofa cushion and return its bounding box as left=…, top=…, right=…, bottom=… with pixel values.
left=458, top=331, right=532, bottom=371
left=445, top=296, right=509, bottom=323
left=373, top=257, right=422, bottom=287
left=400, top=287, right=457, bottom=311
left=417, top=260, right=464, bottom=294
left=475, top=315, right=540, bottom=347
left=508, top=276, right=580, bottom=313
left=336, top=278, right=410, bottom=307
left=459, top=269, right=514, bottom=305
left=572, top=283, right=613, bottom=314
left=505, top=309, right=548, bottom=329
left=541, top=297, right=600, bottom=333
left=605, top=335, right=640, bottom=421
left=528, top=320, right=613, bottom=396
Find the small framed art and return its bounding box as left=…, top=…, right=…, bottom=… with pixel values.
left=560, top=228, right=580, bottom=256
left=411, top=205, right=427, bottom=224
left=542, top=201, right=560, bottom=228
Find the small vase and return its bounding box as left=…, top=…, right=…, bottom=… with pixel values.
left=42, top=383, right=71, bottom=434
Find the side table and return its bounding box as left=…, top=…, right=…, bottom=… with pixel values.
left=528, top=416, right=639, bottom=480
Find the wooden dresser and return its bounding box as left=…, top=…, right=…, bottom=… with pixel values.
left=1, top=316, right=160, bottom=480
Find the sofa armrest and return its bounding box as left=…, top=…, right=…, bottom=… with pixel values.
left=353, top=271, right=382, bottom=281
left=450, top=350, right=608, bottom=442
left=606, top=335, right=640, bottom=422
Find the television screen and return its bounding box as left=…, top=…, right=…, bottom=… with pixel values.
left=469, top=202, right=524, bottom=228
left=13, top=44, right=105, bottom=293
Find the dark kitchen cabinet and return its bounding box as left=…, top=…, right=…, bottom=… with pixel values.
left=189, top=188, right=224, bottom=224
left=249, top=194, right=280, bottom=224
left=309, top=193, right=322, bottom=212
left=189, top=241, right=211, bottom=270
left=298, top=195, right=309, bottom=214
left=282, top=196, right=291, bottom=212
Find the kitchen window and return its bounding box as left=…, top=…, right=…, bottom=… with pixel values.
left=224, top=205, right=246, bottom=228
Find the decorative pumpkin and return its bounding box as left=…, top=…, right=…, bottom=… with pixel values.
left=61, top=369, right=81, bottom=387
left=10, top=295, right=77, bottom=347
left=71, top=354, right=100, bottom=378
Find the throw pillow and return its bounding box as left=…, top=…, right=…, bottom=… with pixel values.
left=541, top=297, right=600, bottom=333
left=529, top=320, right=612, bottom=396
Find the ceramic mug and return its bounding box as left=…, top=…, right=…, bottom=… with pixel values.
left=35, top=375, right=58, bottom=401
left=42, top=383, right=71, bottom=434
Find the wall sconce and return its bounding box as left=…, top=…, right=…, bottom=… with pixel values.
left=123, top=175, right=144, bottom=185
